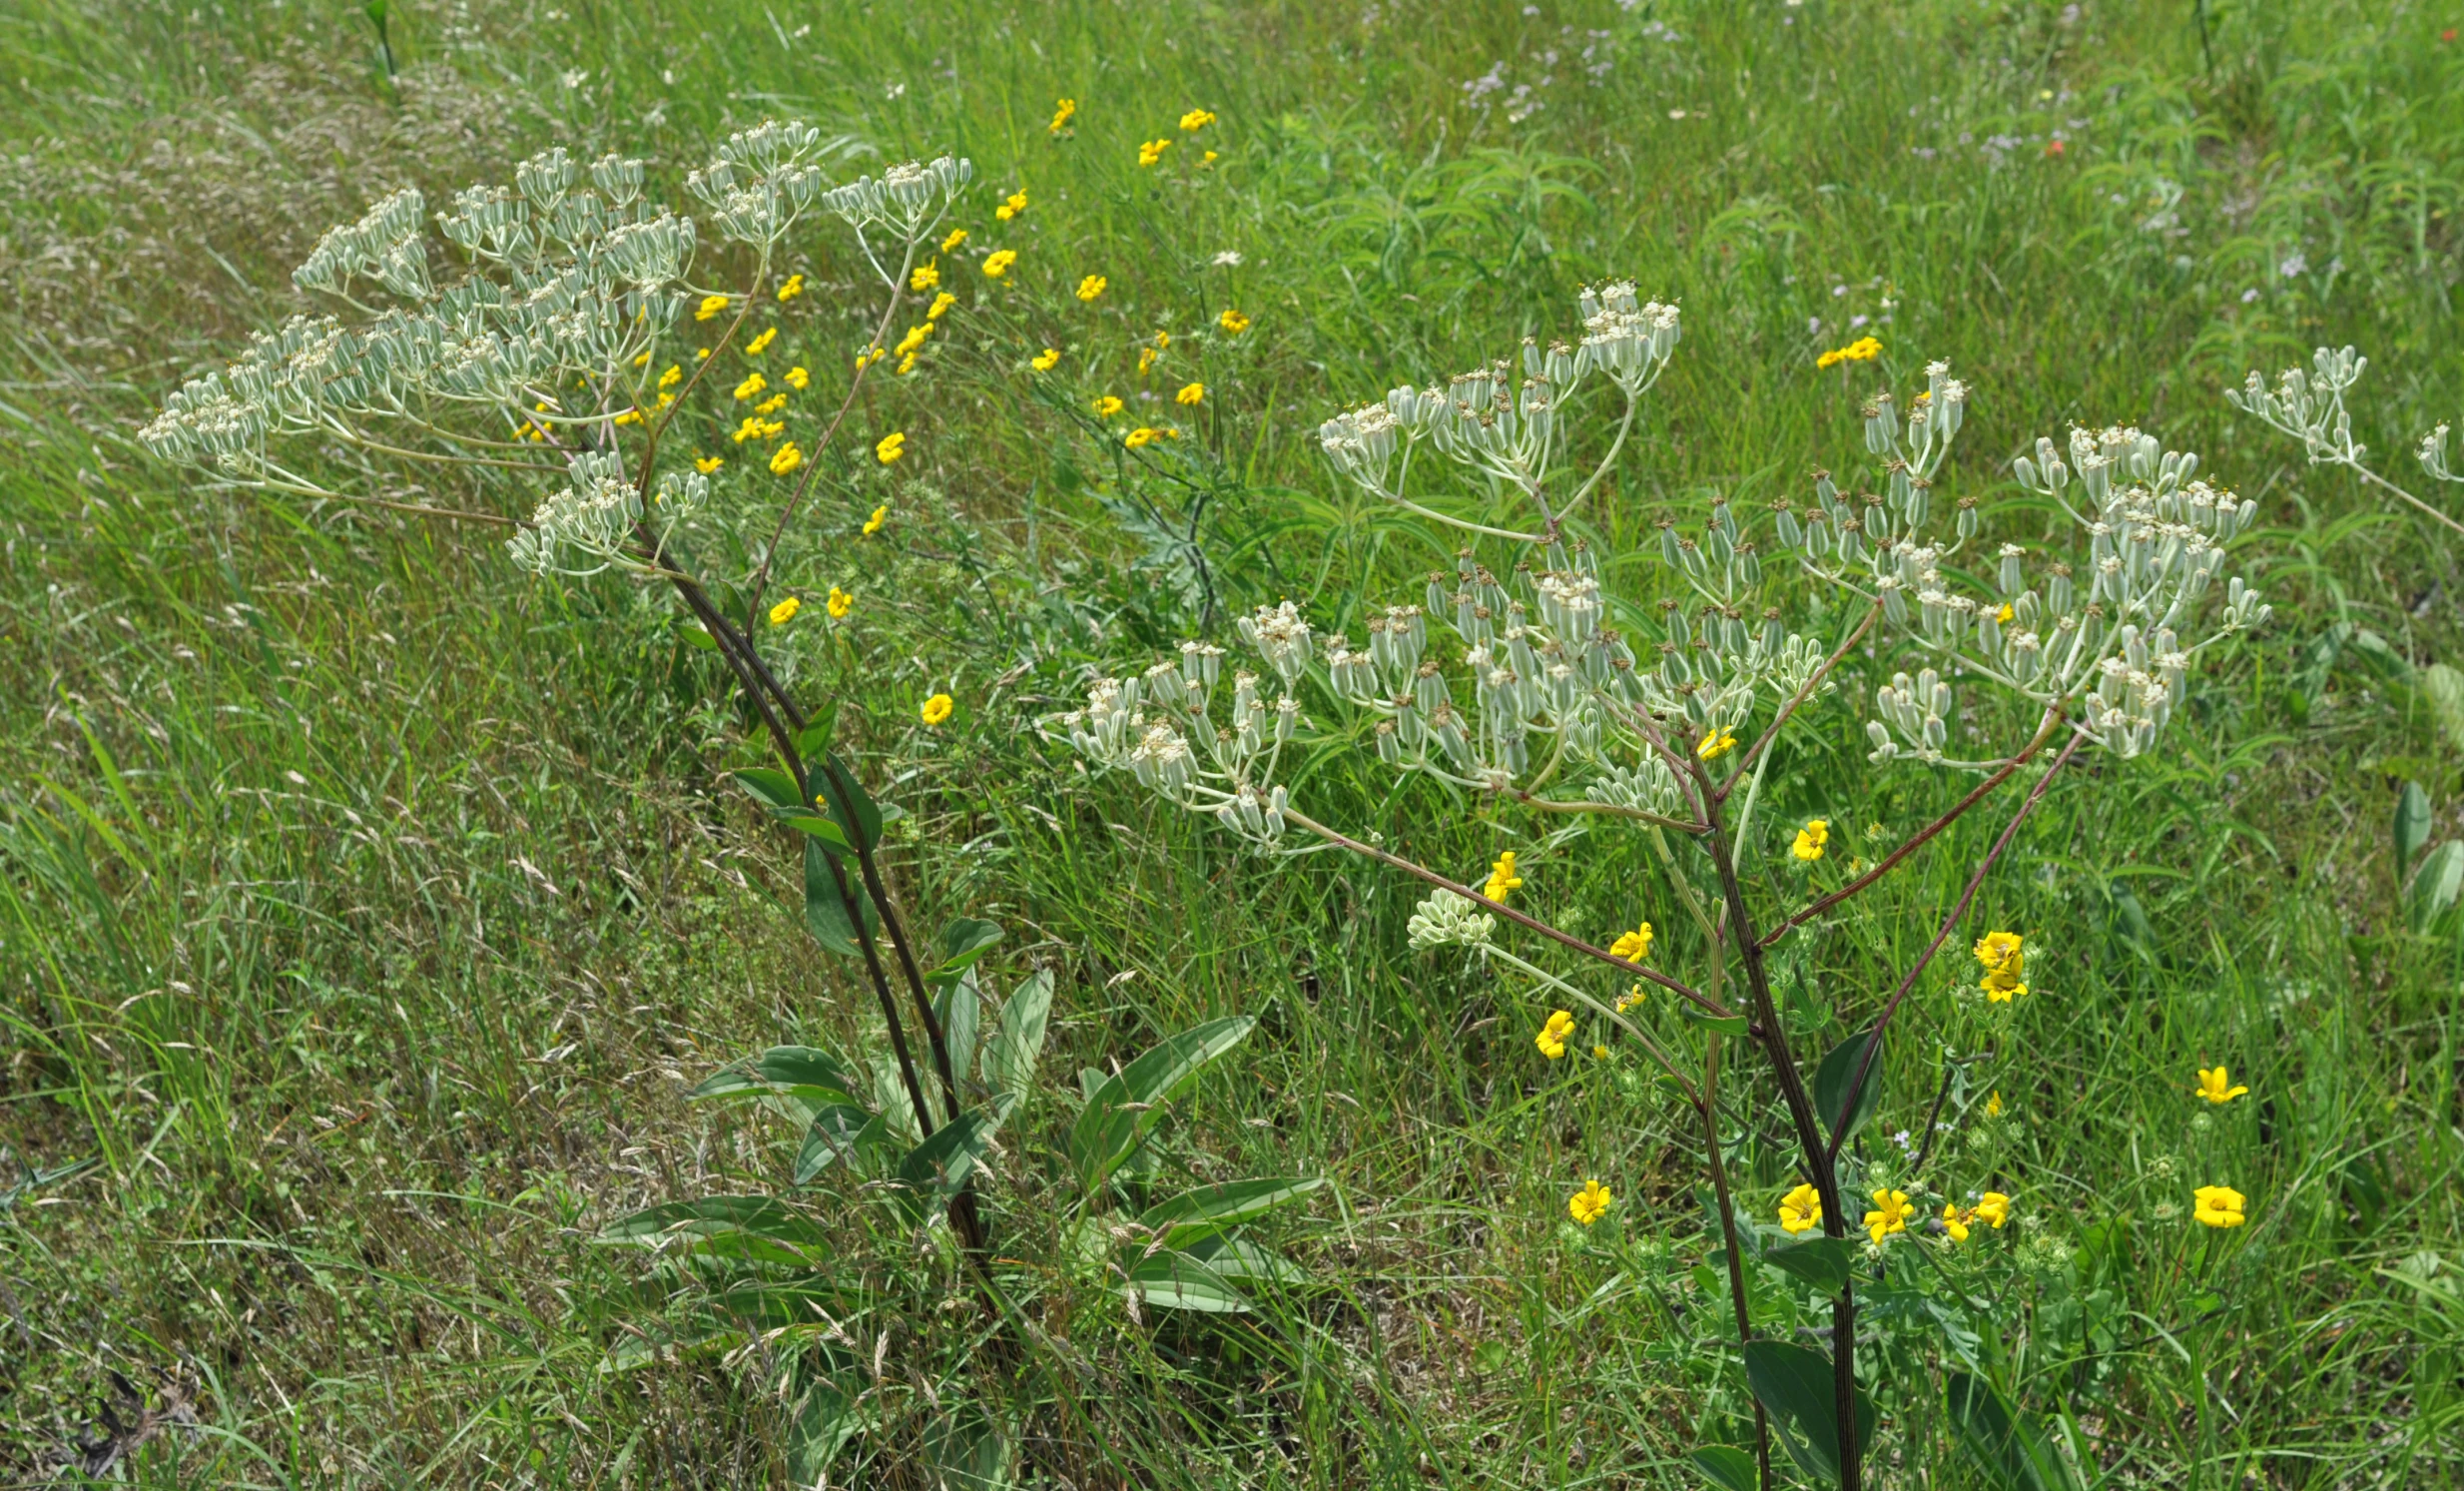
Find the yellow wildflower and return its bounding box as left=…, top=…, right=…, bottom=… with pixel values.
left=926, top=292, right=957, bottom=321
left=826, top=586, right=853, bottom=619
left=755, top=393, right=788, bottom=414
left=658, top=365, right=683, bottom=389
left=1536, top=1010, right=1575, bottom=1061
left=922, top=692, right=954, bottom=726
left=2194, top=1066, right=2249, bottom=1105
left=777, top=274, right=804, bottom=302
left=995, top=190, right=1029, bottom=221
left=695, top=454, right=724, bottom=473
left=1996, top=602, right=2016, bottom=624
left=1940, top=1202, right=1972, bottom=1242
left=1615, top=984, right=1646, bottom=1013
left=897, top=354, right=918, bottom=376
left=1974, top=931, right=2027, bottom=1002
left=2192, top=1185, right=2245, bottom=1228
left=876, top=431, right=906, bottom=464
left=1076, top=274, right=1108, bottom=302
left=982, top=250, right=1018, bottom=279
left=1093, top=395, right=1125, bottom=417
left=1124, top=426, right=1161, bottom=449
left=911, top=262, right=940, bottom=292
left=1986, top=1091, right=2004, bottom=1118
left=863, top=503, right=889, bottom=536
left=1609, top=922, right=1653, bottom=964
left=1792, top=818, right=1829, bottom=862
left=1218, top=308, right=1251, bottom=335
left=1567, top=1179, right=1612, bottom=1226
left=1974, top=1191, right=2012, bottom=1229
left=1864, top=1188, right=1913, bottom=1243
left=1201, top=150, right=1218, bottom=167
left=1814, top=336, right=1884, bottom=371
left=734, top=372, right=767, bottom=400
left=1138, top=138, right=1171, bottom=168
left=940, top=227, right=968, bottom=253
left=745, top=328, right=778, bottom=355
left=1179, top=107, right=1217, bottom=133
left=1482, top=851, right=1522, bottom=903
left=1778, top=1183, right=1822, bottom=1235
left=1138, top=346, right=1159, bottom=376
left=895, top=324, right=932, bottom=358
left=1031, top=347, right=1061, bottom=372
left=1176, top=381, right=1206, bottom=406
left=632, top=350, right=651, bottom=368
left=769, top=442, right=804, bottom=475
left=1591, top=1044, right=1608, bottom=1060
left=696, top=348, right=711, bottom=361
left=768, top=596, right=801, bottom=627
left=1696, top=727, right=1736, bottom=761
left=611, top=407, right=643, bottom=425
left=785, top=366, right=810, bottom=389
left=696, top=294, right=729, bottom=322
left=1048, top=99, right=1075, bottom=134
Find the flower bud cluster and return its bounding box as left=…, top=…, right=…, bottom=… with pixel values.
left=823, top=155, right=973, bottom=240
left=1406, top=890, right=1496, bottom=951
left=505, top=450, right=707, bottom=577
left=295, top=187, right=432, bottom=300
left=2224, top=345, right=2367, bottom=467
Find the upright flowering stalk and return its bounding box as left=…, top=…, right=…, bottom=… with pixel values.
left=1045, top=281, right=2272, bottom=1491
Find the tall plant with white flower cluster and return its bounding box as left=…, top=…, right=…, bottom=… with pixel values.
left=1050, top=284, right=2271, bottom=1491
left=2225, top=343, right=2464, bottom=538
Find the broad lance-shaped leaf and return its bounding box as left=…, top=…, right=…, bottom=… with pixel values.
left=934, top=970, right=980, bottom=1085
left=1070, top=1016, right=1256, bottom=1194
left=792, top=1105, right=880, bottom=1183
left=812, top=752, right=884, bottom=852
left=596, top=1196, right=834, bottom=1265
left=928, top=917, right=1003, bottom=986
left=983, top=969, right=1052, bottom=1103
left=2396, top=780, right=2432, bottom=867
left=1813, top=1026, right=1885, bottom=1146
left=803, top=839, right=873, bottom=957
left=891, top=1106, right=1009, bottom=1218
left=1761, top=1233, right=1855, bottom=1293
left=1946, top=1373, right=2087, bottom=1491
left=1119, top=1250, right=1251, bottom=1313
left=1686, top=1445, right=1757, bottom=1491
left=2409, top=840, right=2464, bottom=933
left=690, top=1046, right=865, bottom=1109
left=1744, top=1339, right=1877, bottom=1486
left=1140, top=1176, right=1324, bottom=1249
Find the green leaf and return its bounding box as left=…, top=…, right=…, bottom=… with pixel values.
left=1678, top=1001, right=1752, bottom=1038
left=675, top=617, right=720, bottom=651
left=1180, top=1232, right=1306, bottom=1285
left=803, top=839, right=873, bottom=957
left=930, top=918, right=1004, bottom=984
left=1687, top=1445, right=1759, bottom=1491
left=596, top=1195, right=833, bottom=1265
left=2409, top=841, right=2464, bottom=933
left=787, top=1377, right=864, bottom=1484
left=1743, top=1339, right=1876, bottom=1486
left=690, top=1047, right=865, bottom=1109
left=1813, top=1026, right=1885, bottom=1146
left=924, top=1412, right=1013, bottom=1491
left=2424, top=664, right=2464, bottom=754
left=1140, top=1177, right=1324, bottom=1248
left=780, top=814, right=852, bottom=848
left=792, top=701, right=842, bottom=764
left=812, top=753, right=884, bottom=852
left=892, top=1107, right=1006, bottom=1216
left=1069, top=1016, right=1256, bottom=1194
left=1120, top=1251, right=1252, bottom=1313
left=984, top=970, right=1053, bottom=1103
left=2397, top=781, right=2433, bottom=867
left=1762, top=1233, right=1855, bottom=1293
left=935, top=970, right=981, bottom=1086
left=732, top=767, right=806, bottom=815
left=1945, top=1373, right=2086, bottom=1491
left=792, top=1105, right=878, bottom=1182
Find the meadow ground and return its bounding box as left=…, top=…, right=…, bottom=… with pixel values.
left=3, top=0, right=2463, bottom=1485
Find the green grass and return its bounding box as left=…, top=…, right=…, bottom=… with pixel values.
left=4, top=0, right=2464, bottom=1484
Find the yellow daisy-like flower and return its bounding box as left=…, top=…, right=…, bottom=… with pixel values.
left=895, top=324, right=932, bottom=358
left=1791, top=818, right=1829, bottom=862
left=922, top=692, right=953, bottom=727
left=696, top=348, right=712, bottom=361
left=695, top=294, right=730, bottom=322
left=1864, top=1188, right=1914, bottom=1243
left=1076, top=274, right=1108, bottom=302
left=1974, top=1191, right=2012, bottom=1228
left=1218, top=308, right=1251, bottom=335
left=768, top=596, right=801, bottom=627
left=745, top=327, right=778, bottom=355
left=1985, top=1091, right=2004, bottom=1118
left=784, top=366, right=809, bottom=389
left=876, top=431, right=906, bottom=464
left=1996, top=602, right=2016, bottom=624
left=1615, top=984, right=1646, bottom=1013
left=1031, top=348, right=1061, bottom=372
left=1201, top=150, right=1218, bottom=167
left=1815, top=336, right=1884, bottom=371
left=755, top=393, right=788, bottom=415
left=2192, top=1184, right=2245, bottom=1228
left=863, top=504, right=889, bottom=536
left=1778, top=1183, right=1822, bottom=1235
left=1176, top=381, right=1206, bottom=406
left=1974, top=931, right=2027, bottom=1002
left=856, top=346, right=886, bottom=370
left=776, top=274, right=804, bottom=302
left=1137, top=138, right=1172, bottom=168
left=1567, top=1179, right=1612, bottom=1226
left=632, top=350, right=651, bottom=368
left=1093, top=395, right=1125, bottom=417
left=1481, top=851, right=1522, bottom=903
left=1124, top=426, right=1161, bottom=449
left=694, top=454, right=724, bottom=473
left=1137, top=346, right=1159, bottom=376
left=1696, top=727, right=1736, bottom=761
left=1609, top=922, right=1653, bottom=964
left=1048, top=99, right=1075, bottom=134
left=1536, top=1009, right=1575, bottom=1061
left=769, top=442, right=803, bottom=475
left=926, top=292, right=957, bottom=322
left=658, top=365, right=683, bottom=389
left=611, top=407, right=643, bottom=425
left=826, top=586, right=853, bottom=620
left=734, top=373, right=767, bottom=400
left=910, top=262, right=940, bottom=292
left=1940, top=1202, right=1972, bottom=1242
left=1180, top=107, right=1218, bottom=133
left=982, top=250, right=1018, bottom=279
left=897, top=353, right=918, bottom=375
left=2193, top=1066, right=2249, bottom=1105
left=995, top=190, right=1028, bottom=221
left=940, top=227, right=968, bottom=254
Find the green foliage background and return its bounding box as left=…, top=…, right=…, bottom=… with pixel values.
left=3, top=0, right=2462, bottom=1483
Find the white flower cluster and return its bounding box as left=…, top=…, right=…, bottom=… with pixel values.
left=503, top=449, right=708, bottom=576
left=2224, top=345, right=2367, bottom=469
left=295, top=187, right=432, bottom=300
left=1047, top=640, right=1295, bottom=845
left=824, top=155, right=972, bottom=240
left=687, top=121, right=841, bottom=248
left=1406, top=890, right=1496, bottom=951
